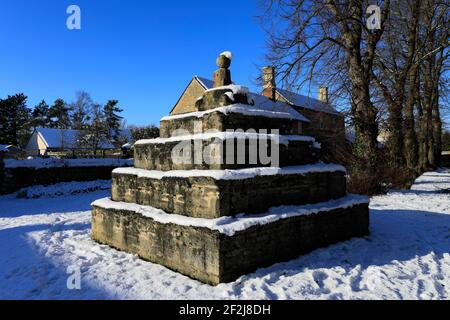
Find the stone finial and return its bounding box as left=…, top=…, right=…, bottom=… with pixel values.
left=213, top=51, right=233, bottom=87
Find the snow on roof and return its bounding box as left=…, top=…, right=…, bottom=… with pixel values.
left=276, top=88, right=338, bottom=114
left=248, top=93, right=310, bottom=122
left=195, top=76, right=215, bottom=90
left=0, top=144, right=8, bottom=152
left=36, top=128, right=133, bottom=150
left=195, top=76, right=338, bottom=115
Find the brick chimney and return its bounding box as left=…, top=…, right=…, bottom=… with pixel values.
left=262, top=66, right=276, bottom=101
left=318, top=86, right=329, bottom=103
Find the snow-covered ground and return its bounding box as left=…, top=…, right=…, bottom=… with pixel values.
left=0, top=170, right=449, bottom=300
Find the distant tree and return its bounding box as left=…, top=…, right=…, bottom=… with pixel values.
left=103, top=99, right=123, bottom=145
left=77, top=103, right=108, bottom=156
left=0, top=94, right=31, bottom=147
left=30, top=100, right=51, bottom=128
left=70, top=91, right=93, bottom=130
left=48, top=99, right=71, bottom=129
left=130, top=125, right=160, bottom=141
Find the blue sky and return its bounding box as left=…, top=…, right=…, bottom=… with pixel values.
left=0, top=0, right=268, bottom=126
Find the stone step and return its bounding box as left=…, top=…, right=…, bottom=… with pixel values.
left=160, top=106, right=311, bottom=138
left=111, top=164, right=347, bottom=219
left=134, top=133, right=319, bottom=171
left=92, top=195, right=369, bottom=285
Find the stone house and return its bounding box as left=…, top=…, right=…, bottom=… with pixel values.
left=170, top=68, right=346, bottom=152
left=25, top=127, right=133, bottom=156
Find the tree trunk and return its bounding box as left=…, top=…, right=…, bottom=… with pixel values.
left=431, top=86, right=442, bottom=167
left=403, top=65, right=419, bottom=171
left=419, top=61, right=434, bottom=171
left=349, top=61, right=379, bottom=177
left=386, top=97, right=405, bottom=168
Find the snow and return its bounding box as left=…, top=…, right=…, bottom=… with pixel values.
left=93, top=194, right=368, bottom=237
left=135, top=132, right=316, bottom=146
left=112, top=163, right=346, bottom=181
left=276, top=88, right=339, bottom=114
left=33, top=128, right=134, bottom=150
left=220, top=51, right=233, bottom=60
left=161, top=103, right=310, bottom=122
left=193, top=76, right=338, bottom=116
left=195, top=76, right=214, bottom=90
left=4, top=158, right=133, bottom=169
left=205, top=84, right=248, bottom=95
left=0, top=170, right=449, bottom=299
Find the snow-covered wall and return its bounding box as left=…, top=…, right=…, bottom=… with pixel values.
left=0, top=158, right=133, bottom=195
left=4, top=158, right=133, bottom=169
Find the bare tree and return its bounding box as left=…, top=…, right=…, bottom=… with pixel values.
left=261, top=0, right=390, bottom=191
left=371, top=0, right=422, bottom=170
left=418, top=0, right=449, bottom=170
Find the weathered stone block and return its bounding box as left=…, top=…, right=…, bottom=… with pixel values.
left=111, top=169, right=347, bottom=218
left=92, top=199, right=369, bottom=285
left=160, top=111, right=307, bottom=138
left=195, top=88, right=249, bottom=111
left=133, top=138, right=318, bottom=171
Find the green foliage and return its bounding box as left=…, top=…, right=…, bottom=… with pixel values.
left=30, top=100, right=52, bottom=128
left=103, top=99, right=123, bottom=144
left=48, top=98, right=71, bottom=129
left=0, top=94, right=31, bottom=147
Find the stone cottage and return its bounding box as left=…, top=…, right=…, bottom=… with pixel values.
left=170, top=66, right=346, bottom=154
left=26, top=127, right=133, bottom=156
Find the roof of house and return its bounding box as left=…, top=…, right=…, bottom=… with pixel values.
left=0, top=144, right=8, bottom=152
left=195, top=76, right=214, bottom=90
left=34, top=128, right=133, bottom=150
left=194, top=77, right=310, bottom=122
left=275, top=88, right=339, bottom=114
left=195, top=76, right=339, bottom=115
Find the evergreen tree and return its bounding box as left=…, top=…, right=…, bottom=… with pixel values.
left=0, top=94, right=31, bottom=146
left=0, top=98, right=8, bottom=144
left=103, top=100, right=123, bottom=145
left=48, top=99, right=71, bottom=129
left=31, top=100, right=51, bottom=128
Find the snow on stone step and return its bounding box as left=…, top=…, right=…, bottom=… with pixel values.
left=92, top=194, right=368, bottom=237
left=112, top=163, right=346, bottom=181
left=134, top=132, right=316, bottom=146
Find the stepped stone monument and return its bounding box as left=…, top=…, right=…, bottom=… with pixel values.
left=92, top=52, right=370, bottom=285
